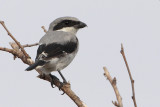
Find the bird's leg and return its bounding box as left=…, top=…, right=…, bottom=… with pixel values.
left=58, top=71, right=67, bottom=83
left=57, top=71, right=68, bottom=93
left=49, top=74, right=59, bottom=88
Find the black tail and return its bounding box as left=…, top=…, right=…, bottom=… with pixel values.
left=25, top=60, right=46, bottom=71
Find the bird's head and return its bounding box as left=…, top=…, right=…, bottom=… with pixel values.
left=49, top=16, right=87, bottom=34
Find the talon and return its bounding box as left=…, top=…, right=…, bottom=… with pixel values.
left=51, top=82, right=55, bottom=88
left=59, top=82, right=63, bottom=90
left=61, top=92, right=65, bottom=95
left=58, top=82, right=67, bottom=90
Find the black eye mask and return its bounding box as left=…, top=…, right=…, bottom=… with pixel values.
left=53, top=20, right=80, bottom=31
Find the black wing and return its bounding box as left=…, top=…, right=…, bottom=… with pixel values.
left=36, top=41, right=78, bottom=60
left=25, top=60, right=46, bottom=71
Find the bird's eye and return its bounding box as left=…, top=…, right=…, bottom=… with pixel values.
left=64, top=21, right=69, bottom=25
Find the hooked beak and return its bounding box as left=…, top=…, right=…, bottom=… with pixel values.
left=75, top=21, right=87, bottom=29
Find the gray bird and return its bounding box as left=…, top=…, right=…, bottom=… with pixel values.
left=26, top=16, right=87, bottom=87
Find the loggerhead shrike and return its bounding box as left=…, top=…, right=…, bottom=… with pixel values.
left=26, top=16, right=87, bottom=87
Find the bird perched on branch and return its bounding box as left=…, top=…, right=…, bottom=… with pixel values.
left=26, top=16, right=87, bottom=87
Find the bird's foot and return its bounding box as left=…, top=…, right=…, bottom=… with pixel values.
left=49, top=74, right=59, bottom=88
left=49, top=74, right=68, bottom=95
left=58, top=80, right=68, bottom=90
left=59, top=81, right=69, bottom=95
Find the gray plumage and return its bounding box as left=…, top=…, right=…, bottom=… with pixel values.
left=39, top=31, right=77, bottom=45
left=26, top=16, right=87, bottom=78
left=38, top=31, right=78, bottom=74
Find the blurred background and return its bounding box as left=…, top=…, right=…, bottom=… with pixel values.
left=0, top=0, right=160, bottom=107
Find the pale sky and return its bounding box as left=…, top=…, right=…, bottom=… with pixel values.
left=0, top=0, right=160, bottom=107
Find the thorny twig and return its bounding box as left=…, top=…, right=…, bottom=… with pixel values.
left=120, top=44, right=137, bottom=107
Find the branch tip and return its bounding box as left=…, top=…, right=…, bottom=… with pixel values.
left=0, top=21, right=4, bottom=24
left=23, top=43, right=39, bottom=48
left=120, top=44, right=137, bottom=107
left=41, top=26, right=47, bottom=33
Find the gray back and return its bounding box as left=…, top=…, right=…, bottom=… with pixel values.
left=39, top=31, right=77, bottom=45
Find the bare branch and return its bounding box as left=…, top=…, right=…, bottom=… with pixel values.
left=37, top=72, right=87, bottom=107
left=0, top=21, right=87, bottom=107
left=0, top=46, right=15, bottom=54
left=23, top=26, right=48, bottom=49
left=120, top=44, right=137, bottom=107
left=22, top=26, right=46, bottom=48
left=41, top=26, right=47, bottom=33
left=0, top=21, right=30, bottom=58
left=103, top=67, right=123, bottom=107
left=23, top=43, right=39, bottom=48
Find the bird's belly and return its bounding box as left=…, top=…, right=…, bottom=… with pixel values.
left=55, top=53, right=76, bottom=71
left=41, top=52, right=77, bottom=74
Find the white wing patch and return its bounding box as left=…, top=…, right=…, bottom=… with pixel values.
left=62, top=51, right=67, bottom=55
left=42, top=52, right=48, bottom=57
left=38, top=52, right=48, bottom=60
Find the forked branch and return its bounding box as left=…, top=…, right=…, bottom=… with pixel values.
left=103, top=67, right=123, bottom=107
left=0, top=21, right=30, bottom=58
